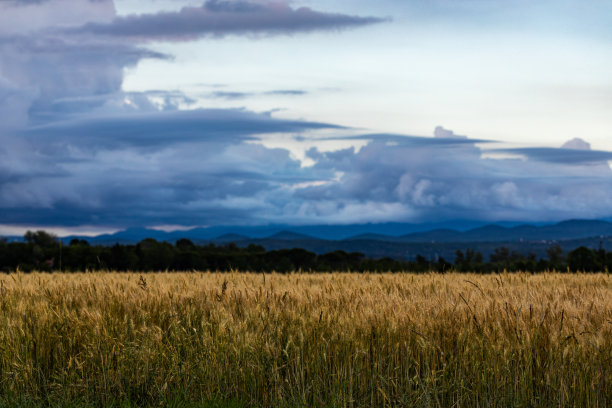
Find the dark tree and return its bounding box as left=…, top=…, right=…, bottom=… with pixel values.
left=24, top=230, right=58, bottom=248
left=567, top=247, right=599, bottom=272
left=546, top=244, right=564, bottom=269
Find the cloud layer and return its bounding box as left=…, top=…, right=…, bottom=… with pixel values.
left=72, top=0, right=386, bottom=41
left=0, top=0, right=611, bottom=233
left=295, top=136, right=612, bottom=224
left=3, top=113, right=612, bottom=229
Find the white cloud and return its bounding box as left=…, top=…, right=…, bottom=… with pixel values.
left=561, top=137, right=591, bottom=150
left=434, top=126, right=466, bottom=139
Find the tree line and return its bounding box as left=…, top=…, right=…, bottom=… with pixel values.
left=0, top=230, right=611, bottom=273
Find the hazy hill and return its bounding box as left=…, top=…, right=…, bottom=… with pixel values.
left=4, top=219, right=612, bottom=261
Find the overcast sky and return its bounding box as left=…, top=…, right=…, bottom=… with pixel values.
left=1, top=0, right=611, bottom=235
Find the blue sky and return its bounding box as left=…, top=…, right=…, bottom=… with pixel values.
left=0, top=0, right=611, bottom=235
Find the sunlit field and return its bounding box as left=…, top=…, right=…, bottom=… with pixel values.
left=0, top=272, right=610, bottom=407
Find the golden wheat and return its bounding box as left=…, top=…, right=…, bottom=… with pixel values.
left=0, top=272, right=610, bottom=407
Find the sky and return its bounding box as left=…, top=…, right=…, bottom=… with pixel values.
left=0, top=0, right=611, bottom=236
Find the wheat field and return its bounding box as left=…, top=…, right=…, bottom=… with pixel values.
left=0, top=272, right=610, bottom=407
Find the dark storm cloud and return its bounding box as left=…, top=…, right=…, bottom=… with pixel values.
left=71, top=0, right=387, bottom=41
left=0, top=0, right=104, bottom=4
left=0, top=105, right=340, bottom=228
left=3, top=118, right=612, bottom=228
left=0, top=35, right=170, bottom=127
left=291, top=136, right=612, bottom=224
left=322, top=133, right=492, bottom=146
left=494, top=147, right=612, bottom=164
left=0, top=0, right=47, bottom=4
left=209, top=89, right=308, bottom=99
left=210, top=91, right=252, bottom=100
left=33, top=90, right=196, bottom=124
left=265, top=89, right=307, bottom=96
left=0, top=0, right=390, bottom=231
left=2, top=0, right=612, bottom=232
left=23, top=108, right=343, bottom=148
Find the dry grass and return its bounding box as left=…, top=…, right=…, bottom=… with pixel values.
left=0, top=272, right=610, bottom=407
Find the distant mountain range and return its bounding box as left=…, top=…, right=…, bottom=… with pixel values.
left=73, top=219, right=612, bottom=244
left=76, top=220, right=498, bottom=244
left=4, top=219, right=612, bottom=261
left=378, top=219, right=612, bottom=243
